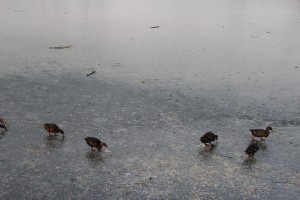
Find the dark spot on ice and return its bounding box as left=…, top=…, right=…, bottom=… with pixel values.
left=70, top=177, right=77, bottom=182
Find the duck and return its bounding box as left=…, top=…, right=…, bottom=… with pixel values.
left=44, top=123, right=64, bottom=138
left=85, top=137, right=108, bottom=152
left=0, top=118, right=8, bottom=131
left=244, top=141, right=259, bottom=157
left=250, top=126, right=272, bottom=140
left=200, top=131, right=218, bottom=146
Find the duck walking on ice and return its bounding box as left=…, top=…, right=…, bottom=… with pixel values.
left=44, top=123, right=64, bottom=138
left=85, top=137, right=108, bottom=152
left=245, top=141, right=259, bottom=157
left=250, top=126, right=272, bottom=140
left=200, top=131, right=218, bottom=146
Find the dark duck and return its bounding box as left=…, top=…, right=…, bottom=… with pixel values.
left=200, top=131, right=218, bottom=146
left=44, top=123, right=64, bottom=138
left=245, top=141, right=259, bottom=157
left=85, top=137, right=108, bottom=152
left=0, top=118, right=8, bottom=131
left=250, top=126, right=272, bottom=140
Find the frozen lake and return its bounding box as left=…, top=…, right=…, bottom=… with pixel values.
left=0, top=0, right=300, bottom=199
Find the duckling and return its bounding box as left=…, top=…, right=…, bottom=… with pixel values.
left=0, top=118, right=8, bottom=131
left=250, top=126, right=272, bottom=140
left=244, top=141, right=259, bottom=157
left=85, top=137, right=108, bottom=152
left=200, top=131, right=218, bottom=146
left=44, top=123, right=64, bottom=138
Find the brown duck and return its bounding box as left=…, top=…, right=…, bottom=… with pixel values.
left=250, top=126, right=272, bottom=140
left=200, top=131, right=218, bottom=146
left=244, top=141, right=259, bottom=157
left=0, top=118, right=8, bottom=131
left=44, top=123, right=64, bottom=138
left=85, top=137, right=108, bottom=152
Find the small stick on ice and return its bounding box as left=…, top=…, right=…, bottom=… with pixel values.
left=86, top=70, right=96, bottom=76
left=49, top=45, right=72, bottom=49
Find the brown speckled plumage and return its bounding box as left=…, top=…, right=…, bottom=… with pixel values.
left=85, top=137, right=108, bottom=152
left=44, top=123, right=64, bottom=138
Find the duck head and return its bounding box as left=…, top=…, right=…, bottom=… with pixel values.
left=44, top=124, right=49, bottom=129
left=101, top=142, right=108, bottom=148
left=266, top=126, right=273, bottom=131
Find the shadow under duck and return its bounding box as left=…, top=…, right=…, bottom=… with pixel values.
left=245, top=141, right=259, bottom=157
left=0, top=118, right=8, bottom=131
left=250, top=126, right=272, bottom=140
left=85, top=137, right=108, bottom=152
left=200, top=131, right=218, bottom=146
left=44, top=123, right=64, bottom=138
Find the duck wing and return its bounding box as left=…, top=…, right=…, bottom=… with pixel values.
left=85, top=137, right=101, bottom=147
left=206, top=132, right=217, bottom=141
left=250, top=129, right=266, bottom=137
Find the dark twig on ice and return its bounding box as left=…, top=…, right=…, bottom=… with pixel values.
left=151, top=26, right=160, bottom=29
left=215, top=153, right=233, bottom=159
left=86, top=70, right=96, bottom=76
left=49, top=45, right=72, bottom=49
